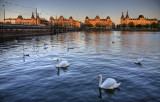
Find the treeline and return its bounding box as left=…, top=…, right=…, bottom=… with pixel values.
left=85, top=23, right=110, bottom=28
left=53, top=23, right=79, bottom=28
left=119, top=22, right=160, bottom=30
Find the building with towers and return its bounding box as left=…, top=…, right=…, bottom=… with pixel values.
left=120, top=11, right=158, bottom=25
left=50, top=15, right=82, bottom=28
left=85, top=15, right=114, bottom=29
left=4, top=12, right=48, bottom=25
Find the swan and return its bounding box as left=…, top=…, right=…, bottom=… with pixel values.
left=44, top=43, right=48, bottom=49
left=23, top=42, right=29, bottom=57
left=14, top=40, right=17, bottom=43
left=134, top=58, right=143, bottom=64
left=56, top=58, right=70, bottom=68
left=67, top=43, right=74, bottom=49
left=24, top=54, right=29, bottom=56
left=98, top=75, right=121, bottom=89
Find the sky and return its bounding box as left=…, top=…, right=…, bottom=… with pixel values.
left=0, top=0, right=160, bottom=25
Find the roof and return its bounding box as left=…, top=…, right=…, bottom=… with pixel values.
left=138, top=15, right=144, bottom=18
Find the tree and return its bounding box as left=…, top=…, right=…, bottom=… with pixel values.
left=95, top=23, right=101, bottom=28
left=143, top=24, right=150, bottom=29
left=150, top=22, right=158, bottom=29
left=136, top=24, right=143, bottom=29
left=158, top=24, right=160, bottom=29
left=128, top=22, right=135, bottom=28
left=6, top=22, right=11, bottom=24
left=85, top=23, right=93, bottom=28
left=116, top=24, right=120, bottom=29
left=54, top=23, right=59, bottom=27
left=121, top=23, right=127, bottom=30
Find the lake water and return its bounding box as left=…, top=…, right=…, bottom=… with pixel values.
left=0, top=31, right=160, bottom=102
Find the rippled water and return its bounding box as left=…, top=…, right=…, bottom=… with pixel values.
left=0, top=31, right=160, bottom=102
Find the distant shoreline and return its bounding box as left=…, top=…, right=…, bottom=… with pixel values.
left=84, top=29, right=160, bottom=32
left=113, top=29, right=160, bottom=32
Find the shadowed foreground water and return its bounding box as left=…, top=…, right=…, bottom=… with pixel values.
left=0, top=31, right=160, bottom=102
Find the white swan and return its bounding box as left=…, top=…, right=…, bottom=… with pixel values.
left=56, top=58, right=70, bottom=68
left=14, top=40, right=17, bottom=43
left=134, top=58, right=143, bottom=64
left=98, top=75, right=121, bottom=89
left=44, top=43, right=48, bottom=49
left=67, top=43, right=74, bottom=49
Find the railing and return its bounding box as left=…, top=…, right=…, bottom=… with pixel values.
left=0, top=24, right=80, bottom=37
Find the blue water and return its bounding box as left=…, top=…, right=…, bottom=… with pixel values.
left=0, top=31, right=160, bottom=102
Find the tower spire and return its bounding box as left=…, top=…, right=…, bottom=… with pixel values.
left=126, top=10, right=129, bottom=18
left=121, top=11, right=124, bottom=19
left=31, top=12, right=35, bottom=18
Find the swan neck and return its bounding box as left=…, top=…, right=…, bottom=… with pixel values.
left=57, top=60, right=60, bottom=67
left=99, top=77, right=102, bottom=87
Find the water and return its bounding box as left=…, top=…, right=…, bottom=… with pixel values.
left=0, top=31, right=160, bottom=102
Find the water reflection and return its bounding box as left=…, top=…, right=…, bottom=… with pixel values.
left=0, top=31, right=160, bottom=101
left=98, top=87, right=120, bottom=98
left=57, top=67, right=68, bottom=76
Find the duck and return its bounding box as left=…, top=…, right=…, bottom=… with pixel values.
left=134, top=58, right=143, bottom=64
left=98, top=75, right=121, bottom=89
left=56, top=58, right=70, bottom=68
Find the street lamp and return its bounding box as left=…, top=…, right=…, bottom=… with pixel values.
left=3, top=5, right=5, bottom=23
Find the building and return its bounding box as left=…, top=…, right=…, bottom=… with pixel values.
left=121, top=11, right=158, bottom=25
left=4, top=12, right=48, bottom=25
left=85, top=15, right=113, bottom=29
left=50, top=15, right=82, bottom=28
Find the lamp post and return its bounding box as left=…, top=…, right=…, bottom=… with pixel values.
left=36, top=8, right=37, bottom=25
left=3, top=5, right=5, bottom=23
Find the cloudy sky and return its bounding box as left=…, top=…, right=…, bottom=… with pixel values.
left=0, top=0, right=160, bottom=24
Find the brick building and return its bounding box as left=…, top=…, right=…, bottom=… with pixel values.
left=4, top=12, right=48, bottom=25
left=85, top=15, right=114, bottom=29
left=50, top=15, right=82, bottom=28
left=120, top=11, right=158, bottom=25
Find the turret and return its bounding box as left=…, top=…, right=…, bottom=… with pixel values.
left=85, top=16, right=89, bottom=24
left=49, top=16, right=54, bottom=25
left=17, top=15, right=23, bottom=19
left=69, top=16, right=73, bottom=20
left=95, top=15, right=100, bottom=19
left=50, top=16, right=54, bottom=20
left=85, top=16, right=89, bottom=20
left=138, top=15, right=144, bottom=19
left=31, top=12, right=35, bottom=19
left=126, top=11, right=129, bottom=18
left=121, top=11, right=124, bottom=19
left=59, top=15, right=64, bottom=20
left=107, top=16, right=110, bottom=19
left=37, top=13, right=40, bottom=19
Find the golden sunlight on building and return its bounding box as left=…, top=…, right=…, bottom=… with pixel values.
left=85, top=15, right=114, bottom=29
left=4, top=12, right=48, bottom=25
left=50, top=15, right=82, bottom=28
left=120, top=11, right=158, bottom=25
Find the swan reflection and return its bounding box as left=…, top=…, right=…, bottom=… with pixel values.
left=57, top=67, right=68, bottom=76
left=98, top=87, right=120, bottom=98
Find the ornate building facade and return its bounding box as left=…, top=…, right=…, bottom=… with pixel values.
left=50, top=15, right=82, bottom=28
left=4, top=12, right=48, bottom=25
left=121, top=11, right=158, bottom=25
left=85, top=15, right=114, bottom=29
